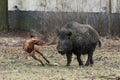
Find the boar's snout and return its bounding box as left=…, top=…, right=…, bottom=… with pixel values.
left=57, top=47, right=63, bottom=53
left=57, top=47, right=65, bottom=55
left=58, top=48, right=63, bottom=53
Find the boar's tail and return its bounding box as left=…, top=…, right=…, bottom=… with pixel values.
left=98, top=40, right=101, bottom=47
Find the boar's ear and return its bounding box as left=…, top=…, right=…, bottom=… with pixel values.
left=56, top=28, right=60, bottom=36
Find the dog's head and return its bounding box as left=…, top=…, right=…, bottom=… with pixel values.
left=30, top=35, right=45, bottom=46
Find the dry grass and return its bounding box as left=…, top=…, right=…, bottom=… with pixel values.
left=0, top=30, right=120, bottom=80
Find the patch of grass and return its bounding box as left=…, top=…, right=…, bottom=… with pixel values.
left=0, top=44, right=120, bottom=80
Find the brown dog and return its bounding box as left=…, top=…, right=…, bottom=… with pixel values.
left=23, top=35, right=50, bottom=66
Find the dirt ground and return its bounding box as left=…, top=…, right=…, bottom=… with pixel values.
left=0, top=29, right=120, bottom=80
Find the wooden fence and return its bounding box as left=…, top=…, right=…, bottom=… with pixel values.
left=0, top=0, right=120, bottom=40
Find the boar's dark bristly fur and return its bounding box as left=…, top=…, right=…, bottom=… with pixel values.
left=57, top=21, right=101, bottom=66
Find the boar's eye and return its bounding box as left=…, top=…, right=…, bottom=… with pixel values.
left=66, top=31, right=72, bottom=39
left=67, top=31, right=72, bottom=37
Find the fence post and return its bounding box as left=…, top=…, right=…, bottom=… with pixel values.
left=108, top=0, right=112, bottom=36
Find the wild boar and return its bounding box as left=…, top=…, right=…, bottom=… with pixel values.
left=57, top=21, right=101, bottom=66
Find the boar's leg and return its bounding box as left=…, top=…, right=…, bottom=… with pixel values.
left=76, top=54, right=83, bottom=66
left=85, top=44, right=97, bottom=66
left=85, top=51, right=93, bottom=66
left=66, top=53, right=72, bottom=66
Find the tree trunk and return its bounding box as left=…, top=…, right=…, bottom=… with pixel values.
left=0, top=0, right=8, bottom=31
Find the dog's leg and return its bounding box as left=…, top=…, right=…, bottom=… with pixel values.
left=31, top=55, right=44, bottom=66
left=36, top=50, right=50, bottom=64
left=23, top=51, right=29, bottom=59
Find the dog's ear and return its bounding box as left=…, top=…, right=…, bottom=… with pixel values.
left=30, top=35, right=35, bottom=38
